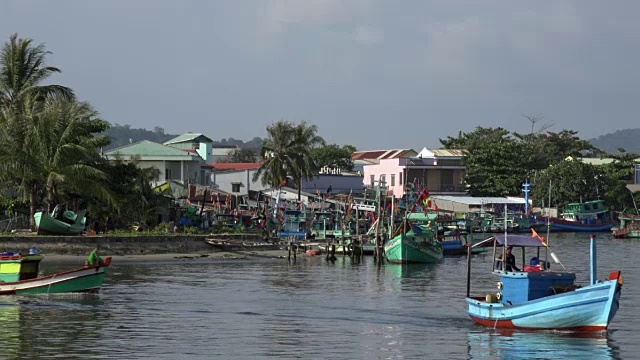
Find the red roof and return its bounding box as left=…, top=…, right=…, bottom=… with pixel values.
left=209, top=162, right=262, bottom=170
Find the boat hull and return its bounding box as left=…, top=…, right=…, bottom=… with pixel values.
left=384, top=235, right=443, bottom=264
left=34, top=212, right=86, bottom=235
left=536, top=217, right=615, bottom=232
left=0, top=257, right=111, bottom=295
left=466, top=276, right=622, bottom=330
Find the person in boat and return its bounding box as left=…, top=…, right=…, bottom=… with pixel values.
left=505, top=246, right=520, bottom=272
left=85, top=245, right=104, bottom=266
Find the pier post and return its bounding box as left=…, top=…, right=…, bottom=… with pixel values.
left=288, top=240, right=293, bottom=262
left=590, top=234, right=597, bottom=285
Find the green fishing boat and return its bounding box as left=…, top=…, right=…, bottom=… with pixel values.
left=384, top=219, right=443, bottom=264
left=0, top=253, right=111, bottom=295
left=34, top=207, right=87, bottom=235
left=612, top=210, right=640, bottom=238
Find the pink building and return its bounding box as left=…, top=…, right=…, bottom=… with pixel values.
left=362, top=147, right=466, bottom=198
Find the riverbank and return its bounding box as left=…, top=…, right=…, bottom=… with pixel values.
left=40, top=249, right=289, bottom=265
left=0, top=233, right=287, bottom=258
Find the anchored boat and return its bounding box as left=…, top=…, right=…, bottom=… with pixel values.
left=384, top=219, right=443, bottom=264
left=0, top=253, right=111, bottom=295
left=465, top=234, right=622, bottom=331
left=535, top=200, right=615, bottom=232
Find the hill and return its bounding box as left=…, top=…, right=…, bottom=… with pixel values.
left=590, top=129, right=640, bottom=154
left=103, top=124, right=263, bottom=150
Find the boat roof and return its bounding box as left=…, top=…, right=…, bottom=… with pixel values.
left=473, top=234, right=545, bottom=248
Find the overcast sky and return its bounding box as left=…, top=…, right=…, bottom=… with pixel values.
left=2, top=1, right=639, bottom=150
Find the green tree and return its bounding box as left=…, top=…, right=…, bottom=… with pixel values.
left=310, top=144, right=356, bottom=171
left=253, top=120, right=325, bottom=200
left=0, top=98, right=112, bottom=228
left=87, top=157, right=166, bottom=229
left=0, top=33, right=74, bottom=111
left=0, top=33, right=76, bottom=228
left=224, top=148, right=257, bottom=163
left=441, top=126, right=596, bottom=196
left=531, top=160, right=605, bottom=209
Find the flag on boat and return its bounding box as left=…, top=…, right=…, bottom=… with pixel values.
left=531, top=228, right=547, bottom=244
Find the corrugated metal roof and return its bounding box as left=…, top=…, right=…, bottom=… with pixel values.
left=164, top=133, right=213, bottom=145
left=351, top=149, right=415, bottom=160
left=431, top=149, right=466, bottom=157
left=433, top=195, right=526, bottom=205
left=104, top=140, right=199, bottom=160
left=209, top=162, right=262, bottom=170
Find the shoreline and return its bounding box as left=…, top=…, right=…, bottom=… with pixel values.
left=40, top=249, right=290, bottom=264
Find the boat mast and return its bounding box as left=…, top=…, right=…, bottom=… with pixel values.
left=545, top=180, right=551, bottom=266
left=503, top=203, right=507, bottom=267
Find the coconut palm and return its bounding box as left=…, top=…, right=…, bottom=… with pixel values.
left=253, top=120, right=298, bottom=188
left=0, top=98, right=112, bottom=229
left=253, top=120, right=325, bottom=200
left=0, top=34, right=74, bottom=110
left=291, top=121, right=325, bottom=200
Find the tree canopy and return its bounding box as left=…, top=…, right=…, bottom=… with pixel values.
left=310, top=144, right=356, bottom=171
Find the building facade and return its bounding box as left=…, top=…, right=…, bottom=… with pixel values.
left=104, top=140, right=211, bottom=188
left=363, top=147, right=466, bottom=197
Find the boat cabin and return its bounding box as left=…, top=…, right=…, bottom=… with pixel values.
left=468, top=235, right=577, bottom=306
left=278, top=210, right=307, bottom=240
left=561, top=200, right=610, bottom=224
left=0, top=253, right=43, bottom=282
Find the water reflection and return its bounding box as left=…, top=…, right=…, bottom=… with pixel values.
left=467, top=329, right=621, bottom=360
left=0, top=297, right=105, bottom=359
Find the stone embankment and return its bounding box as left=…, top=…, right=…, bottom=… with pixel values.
left=0, top=233, right=267, bottom=256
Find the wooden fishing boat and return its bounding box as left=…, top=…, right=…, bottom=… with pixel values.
left=612, top=211, right=640, bottom=238
left=384, top=219, right=443, bottom=264
left=0, top=253, right=111, bottom=295
left=465, top=234, right=622, bottom=330
left=535, top=200, right=615, bottom=232
left=34, top=208, right=87, bottom=235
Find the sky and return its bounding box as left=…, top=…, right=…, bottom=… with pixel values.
left=2, top=1, right=639, bottom=151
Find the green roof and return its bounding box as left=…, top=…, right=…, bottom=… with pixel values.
left=104, top=140, right=201, bottom=161
left=164, top=133, right=213, bottom=145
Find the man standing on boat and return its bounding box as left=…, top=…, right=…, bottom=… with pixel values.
left=505, top=246, right=520, bottom=271
left=85, top=245, right=104, bottom=266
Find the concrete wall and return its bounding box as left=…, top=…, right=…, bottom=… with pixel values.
left=212, top=169, right=268, bottom=196
left=300, top=174, right=364, bottom=194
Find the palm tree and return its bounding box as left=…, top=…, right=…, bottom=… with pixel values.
left=0, top=33, right=76, bottom=229
left=0, top=33, right=74, bottom=110
left=253, top=120, right=325, bottom=200
left=0, top=98, right=112, bottom=229
left=253, top=120, right=298, bottom=188
left=291, top=121, right=325, bottom=200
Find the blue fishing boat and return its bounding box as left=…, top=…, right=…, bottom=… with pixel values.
left=465, top=234, right=622, bottom=331
left=536, top=200, right=615, bottom=232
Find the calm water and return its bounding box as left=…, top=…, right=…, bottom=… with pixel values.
left=0, top=233, right=637, bottom=359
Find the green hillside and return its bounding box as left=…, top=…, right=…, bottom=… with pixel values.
left=103, top=124, right=262, bottom=150
left=590, top=129, right=640, bottom=154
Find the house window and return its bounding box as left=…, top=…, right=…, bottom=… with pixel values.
left=165, top=168, right=172, bottom=180
left=380, top=174, right=386, bottom=185
left=391, top=174, right=395, bottom=186
left=370, top=175, right=375, bottom=186
left=399, top=172, right=403, bottom=186
left=232, top=183, right=241, bottom=193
